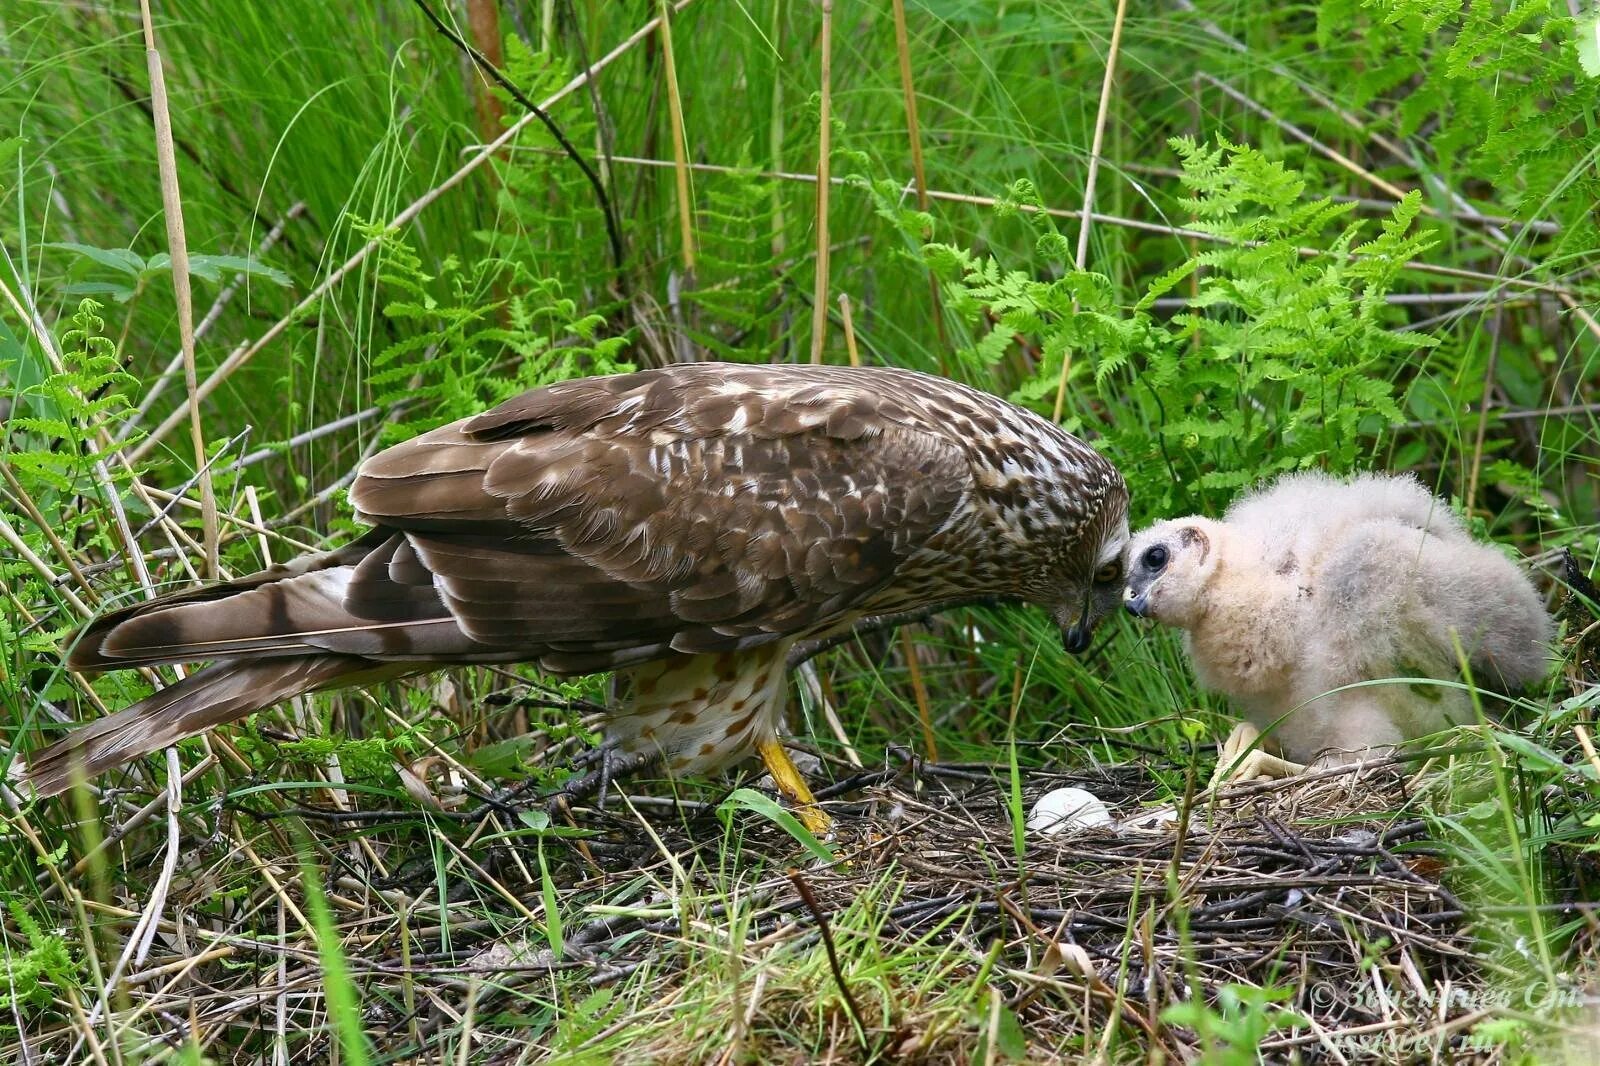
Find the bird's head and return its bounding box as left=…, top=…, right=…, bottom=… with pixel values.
left=1054, top=509, right=1131, bottom=655
left=1121, top=518, right=1220, bottom=628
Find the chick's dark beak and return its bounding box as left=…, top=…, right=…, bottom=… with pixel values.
left=1124, top=587, right=1150, bottom=618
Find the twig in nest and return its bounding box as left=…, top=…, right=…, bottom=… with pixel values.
left=788, top=869, right=871, bottom=1050
left=546, top=748, right=659, bottom=814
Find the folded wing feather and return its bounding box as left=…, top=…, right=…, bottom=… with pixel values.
left=37, top=364, right=972, bottom=795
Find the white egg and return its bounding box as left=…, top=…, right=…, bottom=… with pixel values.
left=1026, top=787, right=1113, bottom=835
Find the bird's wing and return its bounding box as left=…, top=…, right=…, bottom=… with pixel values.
left=351, top=367, right=975, bottom=666
left=71, top=366, right=974, bottom=675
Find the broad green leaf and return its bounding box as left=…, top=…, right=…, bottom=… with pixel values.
left=716, top=787, right=836, bottom=865
left=46, top=242, right=145, bottom=277
left=62, top=281, right=138, bottom=303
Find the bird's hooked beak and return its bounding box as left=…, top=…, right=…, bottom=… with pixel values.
left=1060, top=598, right=1093, bottom=654
left=1124, top=585, right=1151, bottom=618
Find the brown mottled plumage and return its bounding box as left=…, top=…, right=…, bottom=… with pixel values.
left=28, top=363, right=1129, bottom=804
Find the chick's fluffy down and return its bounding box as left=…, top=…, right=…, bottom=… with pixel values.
left=1124, top=471, right=1553, bottom=765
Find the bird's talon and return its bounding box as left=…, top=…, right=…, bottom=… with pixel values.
left=754, top=737, right=832, bottom=836
left=1208, top=722, right=1306, bottom=790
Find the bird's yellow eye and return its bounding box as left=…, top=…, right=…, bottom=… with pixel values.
left=1095, top=561, right=1122, bottom=584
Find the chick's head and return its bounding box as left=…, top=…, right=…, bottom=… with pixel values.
left=1122, top=518, right=1221, bottom=628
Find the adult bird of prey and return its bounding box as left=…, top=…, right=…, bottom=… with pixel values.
left=25, top=363, right=1131, bottom=830
left=1121, top=471, right=1552, bottom=787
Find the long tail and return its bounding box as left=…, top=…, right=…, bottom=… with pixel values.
left=23, top=656, right=397, bottom=798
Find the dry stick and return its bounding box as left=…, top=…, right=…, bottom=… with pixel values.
left=1464, top=297, right=1504, bottom=513
left=231, top=404, right=387, bottom=471
left=657, top=0, right=695, bottom=277
left=124, top=427, right=250, bottom=546
left=129, top=1, right=693, bottom=465
left=0, top=463, right=96, bottom=602
left=890, top=0, right=950, bottom=367
left=788, top=870, right=869, bottom=1049
left=809, top=0, right=834, bottom=365
left=1198, top=73, right=1417, bottom=208
left=899, top=627, right=940, bottom=763
left=0, top=271, right=154, bottom=601
left=1052, top=0, right=1128, bottom=425
left=139, top=0, right=218, bottom=579
left=136, top=487, right=317, bottom=555
left=243, top=485, right=272, bottom=565
left=117, top=203, right=305, bottom=444
left=838, top=293, right=862, bottom=368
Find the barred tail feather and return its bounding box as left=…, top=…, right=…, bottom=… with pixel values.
left=23, top=656, right=388, bottom=798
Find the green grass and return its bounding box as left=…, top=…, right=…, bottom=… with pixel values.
left=1, top=0, right=1598, bottom=1061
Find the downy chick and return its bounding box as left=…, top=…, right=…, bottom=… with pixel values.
left=1122, top=472, right=1553, bottom=784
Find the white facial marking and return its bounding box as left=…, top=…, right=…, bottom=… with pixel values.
left=1097, top=518, right=1131, bottom=568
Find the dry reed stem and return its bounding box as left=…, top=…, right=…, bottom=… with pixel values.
left=138, top=0, right=219, bottom=579
left=890, top=0, right=951, bottom=365
left=809, top=0, right=834, bottom=365
left=657, top=0, right=696, bottom=276
left=900, top=627, right=940, bottom=763
left=1465, top=297, right=1503, bottom=511
left=837, top=292, right=862, bottom=368
left=466, top=0, right=506, bottom=171
left=1053, top=0, right=1128, bottom=425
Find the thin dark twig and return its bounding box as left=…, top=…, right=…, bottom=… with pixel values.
left=408, top=0, right=628, bottom=290
left=788, top=869, right=871, bottom=1048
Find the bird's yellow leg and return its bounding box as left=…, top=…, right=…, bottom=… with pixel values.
left=755, top=737, right=831, bottom=835
left=1208, top=721, right=1306, bottom=790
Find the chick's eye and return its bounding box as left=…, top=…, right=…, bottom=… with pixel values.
left=1142, top=544, right=1169, bottom=571
left=1095, top=561, right=1121, bottom=584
